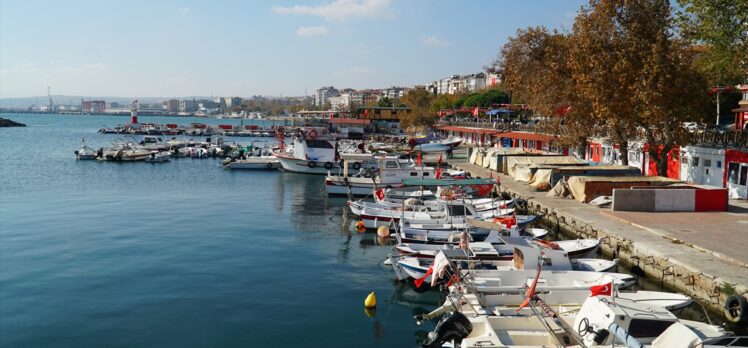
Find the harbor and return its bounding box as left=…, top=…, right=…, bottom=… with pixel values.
left=3, top=0, right=748, bottom=346
left=2, top=111, right=747, bottom=347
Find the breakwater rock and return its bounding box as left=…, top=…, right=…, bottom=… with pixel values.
left=0, top=118, right=26, bottom=127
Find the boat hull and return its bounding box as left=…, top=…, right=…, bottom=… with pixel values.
left=275, top=153, right=343, bottom=175
left=227, top=160, right=280, bottom=170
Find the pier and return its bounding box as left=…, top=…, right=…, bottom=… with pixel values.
left=446, top=147, right=748, bottom=324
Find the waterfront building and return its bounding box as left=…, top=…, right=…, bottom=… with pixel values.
left=180, top=99, right=198, bottom=113
left=381, top=86, right=407, bottom=100
left=429, top=73, right=488, bottom=95
left=225, top=97, right=242, bottom=109
left=81, top=99, right=106, bottom=113
left=165, top=99, right=180, bottom=113
left=315, top=86, right=339, bottom=106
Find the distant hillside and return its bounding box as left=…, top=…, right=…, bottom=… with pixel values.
left=0, top=95, right=213, bottom=108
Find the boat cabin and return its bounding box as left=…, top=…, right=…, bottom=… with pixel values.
left=575, top=295, right=682, bottom=346
left=377, top=157, right=435, bottom=180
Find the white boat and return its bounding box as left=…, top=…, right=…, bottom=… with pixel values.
left=225, top=156, right=280, bottom=170
left=412, top=137, right=463, bottom=153
left=535, top=238, right=601, bottom=258
left=75, top=139, right=97, bottom=160
left=421, top=294, right=731, bottom=347
left=570, top=258, right=617, bottom=272
left=144, top=151, right=170, bottom=163
left=274, top=129, right=376, bottom=175
left=394, top=237, right=617, bottom=282
left=353, top=199, right=515, bottom=230
left=325, top=155, right=435, bottom=196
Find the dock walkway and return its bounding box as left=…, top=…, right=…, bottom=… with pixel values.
left=449, top=158, right=748, bottom=317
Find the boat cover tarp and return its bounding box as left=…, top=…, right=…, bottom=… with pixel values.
left=529, top=165, right=639, bottom=190
left=475, top=151, right=485, bottom=167
left=402, top=178, right=496, bottom=186
left=506, top=156, right=584, bottom=178
left=528, top=168, right=553, bottom=189
left=482, top=149, right=494, bottom=168
left=469, top=148, right=479, bottom=165
left=565, top=176, right=677, bottom=203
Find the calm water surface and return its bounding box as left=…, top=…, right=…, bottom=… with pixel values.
left=0, top=114, right=433, bottom=347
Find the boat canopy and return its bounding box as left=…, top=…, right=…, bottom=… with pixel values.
left=401, top=178, right=496, bottom=186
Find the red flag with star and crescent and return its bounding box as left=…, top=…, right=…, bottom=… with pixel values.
left=590, top=282, right=613, bottom=297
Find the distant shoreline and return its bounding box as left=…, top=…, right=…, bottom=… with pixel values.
left=0, top=110, right=316, bottom=121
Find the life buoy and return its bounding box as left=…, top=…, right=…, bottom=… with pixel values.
left=352, top=162, right=361, bottom=170
left=307, top=161, right=317, bottom=168
left=324, top=162, right=333, bottom=170
left=266, top=162, right=274, bottom=169
left=724, top=294, right=748, bottom=323
left=308, top=129, right=318, bottom=139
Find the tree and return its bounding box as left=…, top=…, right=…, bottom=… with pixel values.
left=399, top=88, right=435, bottom=129
left=493, top=26, right=594, bottom=154
left=571, top=0, right=707, bottom=175
left=676, top=0, right=748, bottom=86
left=377, top=97, right=394, bottom=107
left=348, top=102, right=360, bottom=117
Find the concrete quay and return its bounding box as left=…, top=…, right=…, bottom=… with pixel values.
left=449, top=158, right=748, bottom=324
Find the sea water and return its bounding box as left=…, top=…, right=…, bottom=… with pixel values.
left=0, top=114, right=433, bottom=347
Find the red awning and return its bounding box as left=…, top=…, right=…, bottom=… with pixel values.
left=494, top=131, right=554, bottom=142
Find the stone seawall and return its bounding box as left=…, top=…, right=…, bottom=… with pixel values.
left=451, top=159, right=748, bottom=328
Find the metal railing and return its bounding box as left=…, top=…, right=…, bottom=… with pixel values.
left=436, top=120, right=748, bottom=148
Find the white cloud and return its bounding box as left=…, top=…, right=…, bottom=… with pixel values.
left=52, top=63, right=104, bottom=74
left=272, top=0, right=391, bottom=21
left=0, top=62, right=45, bottom=75
left=421, top=35, right=448, bottom=47
left=333, top=66, right=375, bottom=77
left=165, top=77, right=189, bottom=85
left=296, top=25, right=330, bottom=37
left=178, top=7, right=190, bottom=13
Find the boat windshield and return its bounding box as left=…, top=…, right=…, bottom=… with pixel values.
left=627, top=319, right=675, bottom=338
left=306, top=140, right=333, bottom=149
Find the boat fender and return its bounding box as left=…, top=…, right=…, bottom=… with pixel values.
left=307, top=161, right=317, bottom=169
left=352, top=162, right=361, bottom=170
left=420, top=311, right=472, bottom=348
left=724, top=294, right=748, bottom=323
left=266, top=163, right=274, bottom=169
left=374, top=188, right=385, bottom=201
left=308, top=129, right=318, bottom=139
left=324, top=162, right=333, bottom=170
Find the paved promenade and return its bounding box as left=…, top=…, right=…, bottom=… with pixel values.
left=450, top=160, right=748, bottom=293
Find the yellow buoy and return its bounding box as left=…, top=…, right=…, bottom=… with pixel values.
left=364, top=291, right=377, bottom=308
left=355, top=221, right=366, bottom=233
left=376, top=225, right=389, bottom=238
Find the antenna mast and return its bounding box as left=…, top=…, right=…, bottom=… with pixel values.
left=47, top=86, right=53, bottom=111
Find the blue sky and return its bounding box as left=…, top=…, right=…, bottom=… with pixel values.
left=0, top=0, right=586, bottom=98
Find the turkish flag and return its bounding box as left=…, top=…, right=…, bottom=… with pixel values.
left=435, top=167, right=442, bottom=179
left=416, top=152, right=422, bottom=166
left=437, top=154, right=442, bottom=165
left=590, top=282, right=613, bottom=297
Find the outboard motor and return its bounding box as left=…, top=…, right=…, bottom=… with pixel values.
left=420, top=311, right=472, bottom=348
